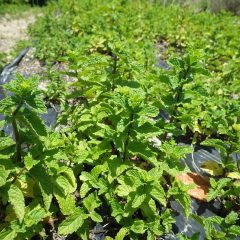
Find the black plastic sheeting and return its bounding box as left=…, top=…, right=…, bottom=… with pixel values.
left=0, top=47, right=30, bottom=86
left=183, top=144, right=240, bottom=175
left=0, top=48, right=59, bottom=136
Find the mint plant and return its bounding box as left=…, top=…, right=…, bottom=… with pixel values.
left=1, top=0, right=240, bottom=239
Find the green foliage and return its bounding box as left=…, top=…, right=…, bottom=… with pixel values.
left=0, top=0, right=240, bottom=239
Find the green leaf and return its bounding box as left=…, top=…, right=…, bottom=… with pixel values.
left=191, top=67, right=210, bottom=76
left=0, top=137, right=15, bottom=151
left=107, top=157, right=131, bottom=178
left=55, top=168, right=77, bottom=195
left=8, top=184, right=25, bottom=223
left=24, top=154, right=38, bottom=170
left=18, top=108, right=47, bottom=137
left=131, top=220, right=146, bottom=234
left=201, top=139, right=227, bottom=153
left=0, top=228, right=17, bottom=240
left=0, top=97, right=16, bottom=116
left=228, top=225, right=240, bottom=236
left=56, top=194, right=76, bottom=215
left=90, top=211, right=103, bottom=222
left=80, top=182, right=91, bottom=198
left=226, top=172, right=240, bottom=179
left=115, top=227, right=129, bottom=240
left=150, top=184, right=166, bottom=206
left=176, top=193, right=191, bottom=218
left=168, top=58, right=184, bottom=68
left=131, top=192, right=146, bottom=209
left=207, top=178, right=231, bottom=201
left=58, top=208, right=88, bottom=235
left=225, top=211, right=238, bottom=225
left=83, top=192, right=101, bottom=213
left=139, top=106, right=159, bottom=118
left=147, top=231, right=155, bottom=240
left=24, top=201, right=48, bottom=227
left=0, top=165, right=7, bottom=187
left=25, top=95, right=47, bottom=113
left=80, top=171, right=99, bottom=189
left=30, top=165, right=53, bottom=211
left=109, top=198, right=124, bottom=220
left=200, top=160, right=223, bottom=176
left=128, top=142, right=158, bottom=166
left=160, top=209, right=175, bottom=233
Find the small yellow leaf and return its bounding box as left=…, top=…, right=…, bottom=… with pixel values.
left=193, top=121, right=203, bottom=133
left=15, top=177, right=35, bottom=198
left=200, top=160, right=223, bottom=176
left=226, top=172, right=240, bottom=179
left=233, top=124, right=240, bottom=131
left=233, top=180, right=240, bottom=186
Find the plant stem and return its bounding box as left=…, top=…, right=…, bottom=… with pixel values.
left=12, top=104, right=22, bottom=162
left=122, top=112, right=134, bottom=161
left=162, top=66, right=189, bottom=141
left=111, top=54, right=118, bottom=91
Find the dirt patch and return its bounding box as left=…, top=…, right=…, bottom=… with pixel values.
left=0, top=14, right=35, bottom=53
left=17, top=47, right=44, bottom=76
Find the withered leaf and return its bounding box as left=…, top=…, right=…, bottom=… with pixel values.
left=176, top=172, right=210, bottom=202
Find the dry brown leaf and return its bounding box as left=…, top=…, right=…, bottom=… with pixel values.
left=176, top=172, right=210, bottom=202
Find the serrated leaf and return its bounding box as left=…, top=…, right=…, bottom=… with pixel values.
left=150, top=185, right=166, bottom=206
left=201, top=139, right=227, bottom=153
left=115, top=227, right=129, bottom=240
left=0, top=137, right=15, bottom=151
left=228, top=225, right=240, bottom=236
left=80, top=171, right=99, bottom=188
left=0, top=165, right=7, bottom=187
left=56, top=194, right=76, bottom=215
left=116, top=183, right=133, bottom=197
left=83, top=192, right=101, bottom=213
left=8, top=184, right=25, bottom=223
left=109, top=198, right=124, bottom=219
left=19, top=108, right=47, bottom=137
left=30, top=165, right=53, bottom=211
left=200, top=160, right=223, bottom=176
left=0, top=228, right=17, bottom=240
left=24, top=202, right=47, bottom=227
left=55, top=168, right=77, bottom=195
left=168, top=58, right=184, bottom=68
left=225, top=211, right=238, bottom=225
left=0, top=97, right=16, bottom=115
left=139, top=106, right=159, bottom=118
left=107, top=157, right=131, bottom=178
left=90, top=211, right=103, bottom=222
left=58, top=208, right=88, bottom=235
left=128, top=142, right=158, bottom=166
left=24, top=154, right=38, bottom=170
left=15, top=175, right=35, bottom=198
left=226, top=172, right=240, bottom=179
left=131, top=220, right=146, bottom=234
left=80, top=182, right=91, bottom=198
left=25, top=96, right=47, bottom=113
left=207, top=178, right=231, bottom=201
left=191, top=67, right=210, bottom=76
left=131, top=193, right=146, bottom=209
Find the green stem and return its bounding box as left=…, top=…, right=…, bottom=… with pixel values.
left=162, top=66, right=190, bottom=141
left=122, top=112, right=134, bottom=161
left=12, top=104, right=22, bottom=162
left=111, top=54, right=118, bottom=91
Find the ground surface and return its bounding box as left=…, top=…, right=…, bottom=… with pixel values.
left=0, top=13, right=35, bottom=54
